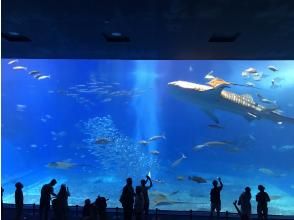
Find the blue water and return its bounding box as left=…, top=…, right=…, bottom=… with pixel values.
left=2, top=59, right=294, bottom=215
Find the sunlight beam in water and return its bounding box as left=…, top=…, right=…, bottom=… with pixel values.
left=132, top=61, right=159, bottom=174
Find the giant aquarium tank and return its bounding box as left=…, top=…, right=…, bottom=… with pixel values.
left=2, top=59, right=294, bottom=215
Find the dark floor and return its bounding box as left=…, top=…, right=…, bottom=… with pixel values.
left=2, top=204, right=294, bottom=220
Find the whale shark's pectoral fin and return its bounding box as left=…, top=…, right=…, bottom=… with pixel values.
left=205, top=84, right=229, bottom=96
left=203, top=110, right=220, bottom=124
left=244, top=112, right=258, bottom=122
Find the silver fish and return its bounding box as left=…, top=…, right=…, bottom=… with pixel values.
left=37, top=75, right=50, bottom=80
left=268, top=65, right=278, bottom=72
left=171, top=154, right=187, bottom=167
left=13, top=66, right=27, bottom=71
left=8, top=59, right=19, bottom=65
left=148, top=135, right=166, bottom=142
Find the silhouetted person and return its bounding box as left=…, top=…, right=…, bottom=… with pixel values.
left=82, top=199, right=91, bottom=220
left=256, top=185, right=270, bottom=220
left=56, top=184, right=70, bottom=220
left=120, top=177, right=135, bottom=220
left=15, top=182, right=24, bottom=220
left=1, top=187, right=4, bottom=219
left=141, top=175, right=152, bottom=216
left=238, top=187, right=251, bottom=219
left=210, top=177, right=223, bottom=218
left=95, top=196, right=108, bottom=220
left=134, top=186, right=144, bottom=220
left=233, top=200, right=248, bottom=220
left=39, top=179, right=57, bottom=220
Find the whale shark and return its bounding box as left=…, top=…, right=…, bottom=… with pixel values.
left=168, top=79, right=294, bottom=124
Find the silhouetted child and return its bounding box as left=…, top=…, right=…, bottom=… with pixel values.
left=56, top=184, right=70, bottom=220
left=141, top=175, right=152, bottom=216
left=134, top=186, right=144, bottom=220
left=95, top=196, right=108, bottom=220
left=82, top=199, right=91, bottom=220
left=15, top=182, right=24, bottom=220
left=210, top=177, right=223, bottom=218
left=40, top=179, right=57, bottom=220
left=233, top=200, right=248, bottom=220
left=120, top=177, right=135, bottom=220
left=256, top=185, right=270, bottom=220
left=2, top=187, right=4, bottom=218
left=238, top=187, right=251, bottom=219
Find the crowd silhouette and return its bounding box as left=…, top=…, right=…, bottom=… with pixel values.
left=0, top=176, right=272, bottom=220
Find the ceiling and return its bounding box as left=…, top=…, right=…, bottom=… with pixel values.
left=2, top=0, right=294, bottom=60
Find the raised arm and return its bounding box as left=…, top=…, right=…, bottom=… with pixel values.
left=146, top=175, right=153, bottom=189
left=67, top=187, right=71, bottom=197
left=218, top=177, right=223, bottom=190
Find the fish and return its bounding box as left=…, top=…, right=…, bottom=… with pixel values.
left=138, top=140, right=149, bottom=146
left=13, top=66, right=27, bottom=71
left=154, top=200, right=202, bottom=207
left=152, top=179, right=165, bottom=184
left=45, top=114, right=53, bottom=119
left=271, top=80, right=281, bottom=89
left=274, top=145, right=294, bottom=152
left=208, top=124, right=224, bottom=129
left=169, top=190, right=180, bottom=196
left=8, top=59, right=19, bottom=65
left=271, top=195, right=282, bottom=200
left=95, top=137, right=111, bottom=145
left=33, top=74, right=42, bottom=79
left=204, top=71, right=215, bottom=80
left=188, top=176, right=207, bottom=183
left=168, top=80, right=294, bottom=124
left=149, top=150, right=160, bottom=155
left=101, top=98, right=112, bottom=103
left=16, top=104, right=27, bottom=112
left=244, top=67, right=258, bottom=74
left=268, top=65, right=278, bottom=72
left=188, top=65, right=193, bottom=72
left=258, top=168, right=285, bottom=177
left=30, top=144, right=38, bottom=148
left=273, top=77, right=284, bottom=83
left=28, top=70, right=40, bottom=75
left=249, top=134, right=256, bottom=141
left=245, top=82, right=256, bottom=87
left=177, top=176, right=185, bottom=181
left=46, top=160, right=77, bottom=169
left=148, top=135, right=166, bottom=142
left=256, top=94, right=277, bottom=105
left=37, top=75, right=50, bottom=80
left=56, top=145, right=63, bottom=148
left=241, top=71, right=249, bottom=77
left=40, top=118, right=47, bottom=123
left=252, top=73, right=263, bottom=81
left=171, top=154, right=187, bottom=167
left=193, top=141, right=230, bottom=151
